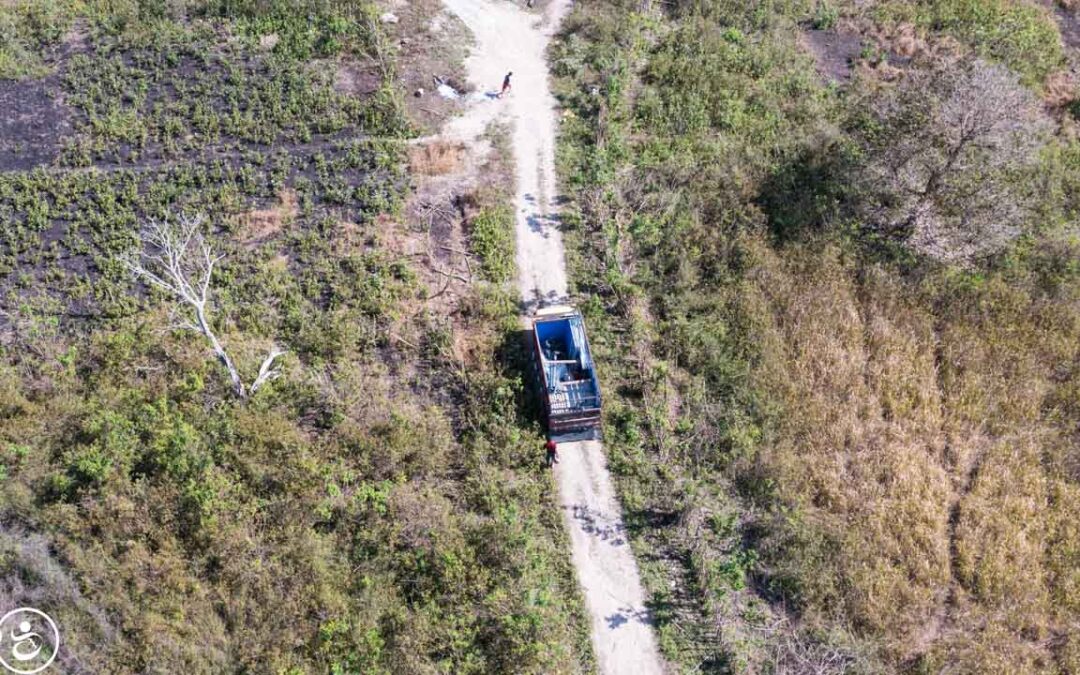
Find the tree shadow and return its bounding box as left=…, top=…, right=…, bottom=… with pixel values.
left=605, top=612, right=629, bottom=629
left=756, top=141, right=848, bottom=244
left=567, top=503, right=627, bottom=546
left=604, top=605, right=654, bottom=630
left=518, top=288, right=568, bottom=315
left=620, top=505, right=679, bottom=540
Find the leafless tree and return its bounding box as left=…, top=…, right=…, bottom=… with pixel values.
left=122, top=214, right=284, bottom=399
left=857, top=58, right=1051, bottom=264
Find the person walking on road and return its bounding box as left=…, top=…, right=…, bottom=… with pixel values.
left=545, top=438, right=559, bottom=467
left=499, top=71, right=512, bottom=98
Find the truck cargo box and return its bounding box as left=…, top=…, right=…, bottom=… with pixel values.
left=531, top=306, right=602, bottom=433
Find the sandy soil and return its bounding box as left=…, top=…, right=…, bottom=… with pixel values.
left=440, top=0, right=569, bottom=309
left=557, top=439, right=665, bottom=674
left=437, top=0, right=665, bottom=672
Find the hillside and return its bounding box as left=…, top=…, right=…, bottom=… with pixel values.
left=553, top=0, right=1080, bottom=672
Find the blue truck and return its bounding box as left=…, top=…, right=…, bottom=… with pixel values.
left=531, top=306, right=602, bottom=433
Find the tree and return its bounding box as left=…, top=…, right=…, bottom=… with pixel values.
left=122, top=214, right=284, bottom=399
left=856, top=58, right=1050, bottom=264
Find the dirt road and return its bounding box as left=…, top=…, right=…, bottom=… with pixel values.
left=438, top=0, right=665, bottom=672
left=441, top=0, right=569, bottom=309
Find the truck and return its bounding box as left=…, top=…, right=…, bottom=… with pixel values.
left=530, top=305, right=602, bottom=434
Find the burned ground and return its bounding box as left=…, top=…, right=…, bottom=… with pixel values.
left=800, top=27, right=864, bottom=82
left=0, top=74, right=74, bottom=171
left=0, top=22, right=408, bottom=325
left=0, top=3, right=592, bottom=672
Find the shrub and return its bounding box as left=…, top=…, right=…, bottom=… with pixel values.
left=555, top=0, right=1080, bottom=671
left=467, top=204, right=516, bottom=284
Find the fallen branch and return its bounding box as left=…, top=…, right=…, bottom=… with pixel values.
left=431, top=267, right=470, bottom=284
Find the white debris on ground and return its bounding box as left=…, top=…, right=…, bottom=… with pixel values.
left=436, top=82, right=460, bottom=99
left=379, top=12, right=399, bottom=24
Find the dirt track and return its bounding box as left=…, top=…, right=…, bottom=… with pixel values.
left=438, top=0, right=665, bottom=672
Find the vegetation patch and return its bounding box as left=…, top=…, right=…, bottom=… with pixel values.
left=0, top=1, right=591, bottom=672
left=554, top=0, right=1080, bottom=671
left=863, top=0, right=1066, bottom=87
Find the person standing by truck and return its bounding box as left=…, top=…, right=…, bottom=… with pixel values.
left=545, top=438, right=559, bottom=467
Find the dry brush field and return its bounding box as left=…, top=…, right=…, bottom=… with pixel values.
left=554, top=0, right=1080, bottom=671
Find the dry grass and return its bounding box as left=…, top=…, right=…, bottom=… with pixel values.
left=1044, top=70, right=1077, bottom=108
left=409, top=141, right=465, bottom=176
left=744, top=244, right=950, bottom=648
left=851, top=17, right=965, bottom=67
left=728, top=234, right=1080, bottom=668
left=236, top=188, right=298, bottom=244
left=888, top=22, right=931, bottom=59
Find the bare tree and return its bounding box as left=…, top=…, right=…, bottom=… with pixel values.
left=857, top=58, right=1051, bottom=264
left=122, top=214, right=284, bottom=399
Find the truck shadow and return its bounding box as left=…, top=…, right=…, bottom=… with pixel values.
left=496, top=327, right=546, bottom=429
left=550, top=428, right=601, bottom=444
left=496, top=326, right=602, bottom=471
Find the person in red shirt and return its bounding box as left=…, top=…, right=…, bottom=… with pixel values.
left=499, top=71, right=512, bottom=98
left=545, top=438, right=559, bottom=467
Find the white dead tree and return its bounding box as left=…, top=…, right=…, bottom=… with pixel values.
left=122, top=214, right=284, bottom=399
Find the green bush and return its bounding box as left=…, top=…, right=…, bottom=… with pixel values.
left=812, top=1, right=838, bottom=29
left=468, top=204, right=516, bottom=284
left=875, top=0, right=1065, bottom=86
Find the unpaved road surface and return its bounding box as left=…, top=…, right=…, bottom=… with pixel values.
left=557, top=438, right=665, bottom=674
left=438, top=0, right=664, bottom=672
left=441, top=0, right=569, bottom=309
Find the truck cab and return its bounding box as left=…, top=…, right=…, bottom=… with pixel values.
left=531, top=305, right=602, bottom=433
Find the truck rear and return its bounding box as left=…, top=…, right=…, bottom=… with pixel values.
left=531, top=306, right=602, bottom=433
